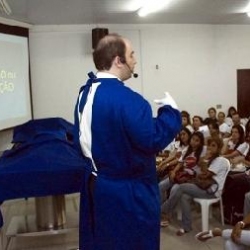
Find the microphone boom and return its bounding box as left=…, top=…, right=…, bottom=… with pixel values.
left=124, top=62, right=138, bottom=78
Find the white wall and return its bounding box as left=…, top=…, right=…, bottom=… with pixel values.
left=1, top=23, right=250, bottom=151
left=140, top=24, right=250, bottom=117
left=140, top=24, right=217, bottom=116
left=28, top=24, right=250, bottom=122
left=29, top=25, right=143, bottom=122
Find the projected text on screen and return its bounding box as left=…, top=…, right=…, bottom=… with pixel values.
left=0, top=32, right=32, bottom=130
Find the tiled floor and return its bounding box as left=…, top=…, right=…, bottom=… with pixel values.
left=0, top=195, right=229, bottom=250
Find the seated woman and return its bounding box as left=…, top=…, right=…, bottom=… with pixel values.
left=160, top=137, right=228, bottom=235
left=192, top=115, right=204, bottom=132
left=204, top=121, right=221, bottom=145
left=222, top=125, right=249, bottom=168
left=203, top=107, right=218, bottom=125
left=157, top=127, right=192, bottom=180
left=230, top=128, right=250, bottom=170
left=225, top=106, right=237, bottom=127
left=159, top=131, right=206, bottom=226
left=181, top=111, right=194, bottom=133
left=218, top=111, right=231, bottom=138
left=196, top=192, right=250, bottom=250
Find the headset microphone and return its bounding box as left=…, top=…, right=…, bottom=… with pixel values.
left=133, top=72, right=138, bottom=78
left=120, top=57, right=138, bottom=78
left=125, top=62, right=139, bottom=78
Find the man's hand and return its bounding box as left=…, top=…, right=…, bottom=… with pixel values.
left=154, top=92, right=178, bottom=109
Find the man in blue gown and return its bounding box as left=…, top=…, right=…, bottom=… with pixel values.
left=74, top=33, right=181, bottom=250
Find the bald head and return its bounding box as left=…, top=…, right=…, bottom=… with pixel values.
left=93, top=33, right=136, bottom=81
left=93, top=34, right=126, bottom=71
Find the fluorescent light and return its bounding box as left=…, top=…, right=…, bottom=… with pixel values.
left=247, top=12, right=250, bottom=17
left=244, top=1, right=250, bottom=13
left=126, top=0, right=144, bottom=12
left=137, top=0, right=172, bottom=17
left=138, top=7, right=153, bottom=17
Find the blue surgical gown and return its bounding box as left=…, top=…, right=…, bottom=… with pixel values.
left=75, top=72, right=181, bottom=250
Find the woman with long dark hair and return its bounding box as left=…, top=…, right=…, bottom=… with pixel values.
left=160, top=131, right=206, bottom=226
left=160, top=137, right=229, bottom=236
left=157, top=127, right=192, bottom=180
left=225, top=106, right=237, bottom=127
left=222, top=125, right=248, bottom=161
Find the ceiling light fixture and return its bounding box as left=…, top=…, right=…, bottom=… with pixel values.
left=244, top=1, right=250, bottom=17
left=137, top=0, right=172, bottom=17
left=0, top=0, right=12, bottom=15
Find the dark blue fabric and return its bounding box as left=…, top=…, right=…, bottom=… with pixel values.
left=0, top=118, right=88, bottom=228
left=75, top=76, right=182, bottom=250
left=12, top=117, right=74, bottom=144
left=78, top=72, right=98, bottom=114
left=74, top=72, right=98, bottom=154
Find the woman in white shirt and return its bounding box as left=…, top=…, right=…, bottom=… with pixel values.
left=160, top=131, right=206, bottom=227
left=225, top=106, right=237, bottom=127
left=160, top=137, right=228, bottom=235
left=181, top=111, right=194, bottom=133
left=218, top=111, right=231, bottom=138
left=222, top=125, right=249, bottom=160
left=230, top=128, right=250, bottom=170
left=157, top=127, right=191, bottom=178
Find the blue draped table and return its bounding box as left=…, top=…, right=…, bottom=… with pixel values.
left=0, top=131, right=87, bottom=249
left=0, top=140, right=86, bottom=199
left=0, top=118, right=87, bottom=230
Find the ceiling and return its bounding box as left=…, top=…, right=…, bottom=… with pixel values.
left=1, top=0, right=250, bottom=26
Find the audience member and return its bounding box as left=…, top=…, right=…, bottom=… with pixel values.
left=225, top=106, right=237, bottom=127
left=181, top=111, right=194, bottom=133
left=208, top=121, right=220, bottom=138
left=203, top=107, right=218, bottom=125
left=160, top=137, right=228, bottom=235
left=230, top=129, right=250, bottom=169
left=217, top=111, right=231, bottom=138
left=196, top=191, right=250, bottom=250
left=192, top=116, right=204, bottom=132
left=231, top=113, right=245, bottom=132
left=160, top=131, right=206, bottom=227
left=221, top=125, right=249, bottom=161
left=157, top=127, right=192, bottom=181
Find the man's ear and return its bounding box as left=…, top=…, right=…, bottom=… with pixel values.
left=114, top=56, right=124, bottom=68
left=119, top=56, right=126, bottom=64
